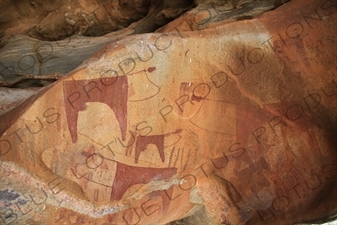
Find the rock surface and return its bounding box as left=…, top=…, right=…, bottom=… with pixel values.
left=0, top=87, right=40, bottom=115
left=1, top=0, right=337, bottom=224
left=0, top=0, right=288, bottom=88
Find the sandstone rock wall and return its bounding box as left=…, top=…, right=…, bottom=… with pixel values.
left=0, top=0, right=337, bottom=224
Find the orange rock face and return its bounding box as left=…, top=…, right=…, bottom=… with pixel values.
left=1, top=0, right=337, bottom=224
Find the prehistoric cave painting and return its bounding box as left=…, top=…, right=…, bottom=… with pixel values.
left=109, top=159, right=176, bottom=203
left=63, top=67, right=159, bottom=143
left=63, top=76, right=128, bottom=143
left=178, top=82, right=211, bottom=116
left=178, top=82, right=237, bottom=135
left=71, top=152, right=177, bottom=214
left=72, top=152, right=116, bottom=188
left=234, top=157, right=271, bottom=194
left=127, top=68, right=160, bottom=102
left=273, top=162, right=301, bottom=193
left=190, top=99, right=236, bottom=135
left=125, top=129, right=182, bottom=163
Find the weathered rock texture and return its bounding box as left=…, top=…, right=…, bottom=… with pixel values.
left=0, top=87, right=40, bottom=115
left=0, top=0, right=286, bottom=42
left=0, top=0, right=288, bottom=87
left=1, top=0, right=337, bottom=224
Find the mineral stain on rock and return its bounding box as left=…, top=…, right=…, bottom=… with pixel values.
left=0, top=189, right=20, bottom=202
